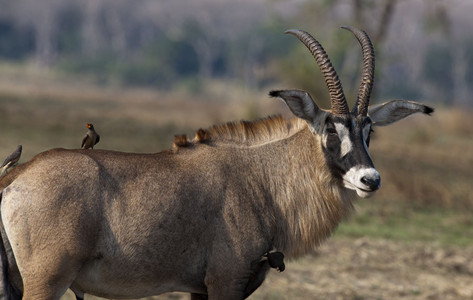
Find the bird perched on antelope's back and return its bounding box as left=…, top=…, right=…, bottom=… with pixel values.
left=0, top=145, right=22, bottom=177
left=81, top=123, right=100, bottom=149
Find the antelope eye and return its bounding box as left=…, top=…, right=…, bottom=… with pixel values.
left=327, top=127, right=338, bottom=136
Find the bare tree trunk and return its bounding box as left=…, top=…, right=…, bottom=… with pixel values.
left=353, top=0, right=363, bottom=28
left=82, top=0, right=102, bottom=56
left=350, top=0, right=399, bottom=101
left=35, top=7, right=57, bottom=67
left=352, top=0, right=399, bottom=44
left=452, top=46, right=468, bottom=106
left=104, top=6, right=127, bottom=57
left=193, top=38, right=216, bottom=79
left=244, top=35, right=263, bottom=90
left=375, top=0, right=398, bottom=44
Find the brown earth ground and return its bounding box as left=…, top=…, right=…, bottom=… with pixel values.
left=253, top=237, right=473, bottom=300
left=62, top=237, right=473, bottom=300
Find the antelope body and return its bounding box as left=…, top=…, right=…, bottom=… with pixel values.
left=0, top=27, right=432, bottom=300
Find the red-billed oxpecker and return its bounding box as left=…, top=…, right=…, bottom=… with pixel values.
left=81, top=123, right=100, bottom=149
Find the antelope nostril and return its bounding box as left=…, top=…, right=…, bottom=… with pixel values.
left=361, top=175, right=381, bottom=190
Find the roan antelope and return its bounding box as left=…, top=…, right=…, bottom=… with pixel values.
left=0, top=27, right=432, bottom=300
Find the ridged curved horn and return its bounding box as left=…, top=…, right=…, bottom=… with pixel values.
left=285, top=29, right=349, bottom=115
left=341, top=26, right=375, bottom=117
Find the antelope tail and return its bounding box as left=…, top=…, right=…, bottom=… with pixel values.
left=0, top=193, right=22, bottom=299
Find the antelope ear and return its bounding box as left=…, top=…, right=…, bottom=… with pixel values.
left=269, top=90, right=320, bottom=123
left=368, top=100, right=434, bottom=127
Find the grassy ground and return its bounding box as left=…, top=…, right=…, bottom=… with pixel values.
left=0, top=66, right=472, bottom=299
left=337, top=202, right=473, bottom=247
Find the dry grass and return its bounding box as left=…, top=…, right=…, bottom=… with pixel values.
left=370, top=107, right=473, bottom=209
left=0, top=75, right=286, bottom=161
left=0, top=69, right=472, bottom=300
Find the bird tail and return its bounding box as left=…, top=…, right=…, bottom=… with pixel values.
left=0, top=166, right=8, bottom=178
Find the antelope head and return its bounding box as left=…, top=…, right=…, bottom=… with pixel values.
left=271, top=26, right=433, bottom=198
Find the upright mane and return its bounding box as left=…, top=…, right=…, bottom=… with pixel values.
left=197, top=115, right=306, bottom=146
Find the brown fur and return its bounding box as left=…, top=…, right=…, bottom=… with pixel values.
left=172, top=134, right=190, bottom=152
left=203, top=115, right=303, bottom=146
left=0, top=116, right=355, bottom=300
left=197, top=116, right=354, bottom=256
left=194, top=128, right=209, bottom=143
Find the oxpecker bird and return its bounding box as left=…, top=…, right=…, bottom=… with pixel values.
left=81, top=123, right=100, bottom=149
left=266, top=251, right=285, bottom=272
left=0, top=145, right=22, bottom=177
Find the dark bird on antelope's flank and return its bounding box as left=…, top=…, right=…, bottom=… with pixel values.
left=81, top=123, right=100, bottom=149
left=266, top=251, right=285, bottom=272
left=0, top=145, right=22, bottom=177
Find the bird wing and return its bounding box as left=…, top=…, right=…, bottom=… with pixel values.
left=95, top=134, right=100, bottom=145
left=81, top=134, right=89, bottom=148
left=0, top=145, right=22, bottom=168
left=0, top=156, right=10, bottom=168
left=0, top=152, right=14, bottom=168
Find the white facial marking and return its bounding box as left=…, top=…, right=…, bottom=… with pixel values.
left=343, top=166, right=381, bottom=198
left=334, top=123, right=353, bottom=157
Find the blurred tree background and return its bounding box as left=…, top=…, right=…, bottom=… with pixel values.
left=2, top=2, right=473, bottom=299
left=0, top=0, right=471, bottom=108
